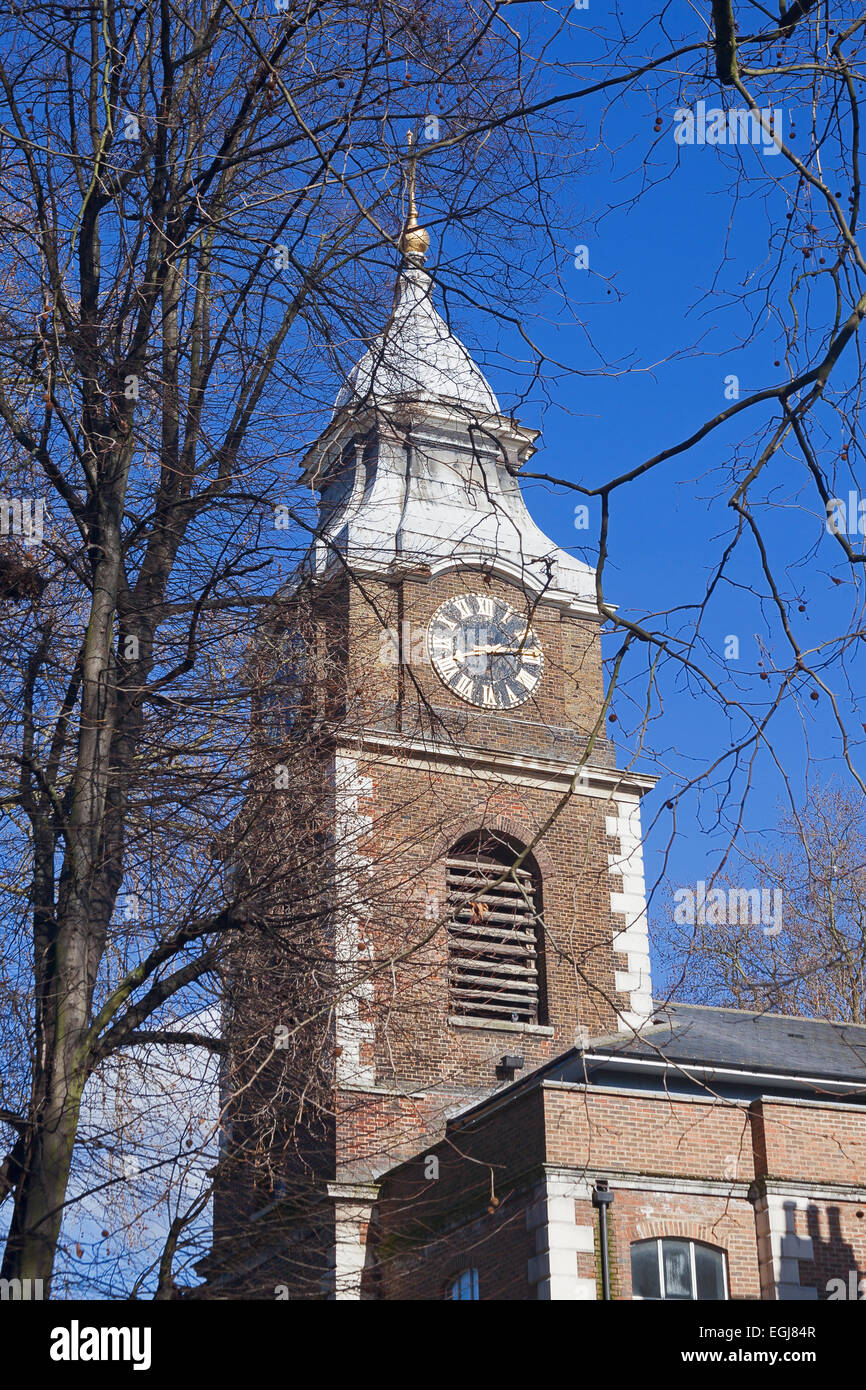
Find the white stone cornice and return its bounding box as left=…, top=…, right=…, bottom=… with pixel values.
left=304, top=550, right=605, bottom=620
left=336, top=729, right=657, bottom=799
left=542, top=1165, right=752, bottom=1200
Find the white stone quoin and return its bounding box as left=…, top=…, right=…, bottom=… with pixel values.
left=606, top=799, right=654, bottom=1031
left=332, top=754, right=376, bottom=1091
left=526, top=1173, right=596, bottom=1300
left=753, top=1194, right=818, bottom=1300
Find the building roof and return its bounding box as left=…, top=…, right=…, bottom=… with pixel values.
left=333, top=266, right=500, bottom=415
left=302, top=257, right=598, bottom=607
left=575, top=1001, right=866, bottom=1086
left=451, top=1002, right=866, bottom=1132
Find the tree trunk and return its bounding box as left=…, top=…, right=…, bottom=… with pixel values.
left=1, top=1045, right=86, bottom=1286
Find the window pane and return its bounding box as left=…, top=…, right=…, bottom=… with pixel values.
left=694, top=1244, right=726, bottom=1300
left=662, top=1240, right=694, bottom=1299
left=631, top=1242, right=661, bottom=1299
left=450, top=1269, right=479, bottom=1300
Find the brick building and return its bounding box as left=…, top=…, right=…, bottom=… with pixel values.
left=371, top=1004, right=866, bottom=1301
left=206, top=204, right=866, bottom=1301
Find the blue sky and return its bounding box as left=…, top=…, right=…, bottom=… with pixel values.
left=386, top=5, right=866, bottom=981
left=4, top=2, right=859, bottom=1293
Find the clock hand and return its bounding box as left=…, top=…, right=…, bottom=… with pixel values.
left=463, top=645, right=542, bottom=658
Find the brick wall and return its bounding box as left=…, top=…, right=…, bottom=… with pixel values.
left=366, top=1080, right=866, bottom=1300
left=341, top=568, right=608, bottom=755
left=371, top=1086, right=545, bottom=1299
left=543, top=1084, right=757, bottom=1183
left=604, top=1188, right=761, bottom=1300
left=755, top=1098, right=866, bottom=1184
left=327, top=566, right=632, bottom=1178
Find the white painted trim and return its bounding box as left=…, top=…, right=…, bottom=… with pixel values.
left=538, top=1166, right=751, bottom=1199
left=425, top=552, right=604, bottom=618
left=576, top=1051, right=866, bottom=1095
left=754, top=1093, right=866, bottom=1112
left=328, top=1186, right=378, bottom=1301
left=606, top=801, right=654, bottom=1033
left=326, top=1182, right=380, bottom=1201
left=525, top=1174, right=597, bottom=1300
left=761, top=1179, right=866, bottom=1202
left=337, top=732, right=657, bottom=798
left=333, top=754, right=376, bottom=1090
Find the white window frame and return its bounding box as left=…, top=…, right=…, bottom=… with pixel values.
left=631, top=1238, right=729, bottom=1301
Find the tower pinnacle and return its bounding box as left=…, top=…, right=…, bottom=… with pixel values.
left=398, top=131, right=430, bottom=264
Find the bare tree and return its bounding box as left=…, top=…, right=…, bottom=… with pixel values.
left=3, top=0, right=866, bottom=1301
left=658, top=782, right=866, bottom=1021
left=0, top=0, right=554, bottom=1291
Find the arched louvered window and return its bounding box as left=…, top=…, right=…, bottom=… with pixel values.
left=446, top=831, right=544, bottom=1025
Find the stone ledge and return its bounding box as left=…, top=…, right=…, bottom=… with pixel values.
left=449, top=1016, right=555, bottom=1036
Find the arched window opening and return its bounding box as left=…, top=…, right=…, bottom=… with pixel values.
left=631, top=1238, right=728, bottom=1300
left=446, top=831, right=544, bottom=1026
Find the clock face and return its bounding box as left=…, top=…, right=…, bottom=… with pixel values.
left=427, top=593, right=544, bottom=709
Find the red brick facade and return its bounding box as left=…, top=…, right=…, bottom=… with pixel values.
left=319, top=562, right=649, bottom=1186
left=370, top=1082, right=866, bottom=1301
left=210, top=513, right=866, bottom=1303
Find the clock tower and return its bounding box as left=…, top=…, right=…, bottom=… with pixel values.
left=214, top=200, right=655, bottom=1299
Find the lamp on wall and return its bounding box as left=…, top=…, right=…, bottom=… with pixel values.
left=496, top=1054, right=525, bottom=1079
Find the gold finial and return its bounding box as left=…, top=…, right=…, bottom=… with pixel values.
left=399, top=130, right=430, bottom=263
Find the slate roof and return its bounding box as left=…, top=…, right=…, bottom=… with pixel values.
left=448, top=1003, right=866, bottom=1133
left=567, top=1001, right=866, bottom=1086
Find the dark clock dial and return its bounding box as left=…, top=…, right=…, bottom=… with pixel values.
left=427, top=593, right=544, bottom=709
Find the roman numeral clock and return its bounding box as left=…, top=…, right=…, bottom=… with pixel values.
left=427, top=592, right=544, bottom=710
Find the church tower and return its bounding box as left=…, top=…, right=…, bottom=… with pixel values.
left=212, top=175, right=655, bottom=1299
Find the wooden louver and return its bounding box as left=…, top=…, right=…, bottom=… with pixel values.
left=446, top=839, right=541, bottom=1024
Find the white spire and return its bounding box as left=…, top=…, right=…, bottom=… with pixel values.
left=300, top=158, right=595, bottom=612
left=335, top=134, right=499, bottom=416
left=333, top=266, right=500, bottom=415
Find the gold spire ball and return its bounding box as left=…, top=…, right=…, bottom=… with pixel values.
left=399, top=131, right=430, bottom=264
